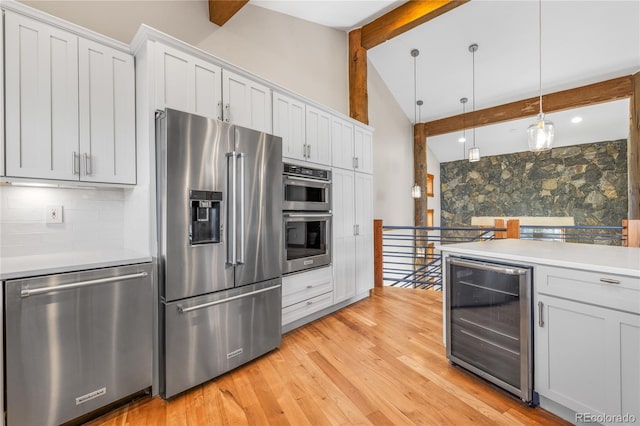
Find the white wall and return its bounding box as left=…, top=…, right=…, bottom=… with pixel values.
left=368, top=62, right=414, bottom=226
left=0, top=186, right=125, bottom=257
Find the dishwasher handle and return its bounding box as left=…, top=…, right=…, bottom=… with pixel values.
left=20, top=272, right=148, bottom=297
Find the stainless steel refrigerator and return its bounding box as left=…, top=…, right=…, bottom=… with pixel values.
left=156, top=109, right=283, bottom=399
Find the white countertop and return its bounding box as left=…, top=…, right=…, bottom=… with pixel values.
left=0, top=250, right=152, bottom=280
left=436, top=240, right=640, bottom=278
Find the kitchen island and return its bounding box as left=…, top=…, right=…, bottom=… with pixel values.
left=438, top=240, right=640, bottom=425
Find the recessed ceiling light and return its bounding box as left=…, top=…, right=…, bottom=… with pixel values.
left=571, top=116, right=583, bottom=124
left=458, top=136, right=466, bottom=143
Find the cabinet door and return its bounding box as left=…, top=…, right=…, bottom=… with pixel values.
left=273, top=92, right=305, bottom=161
left=306, top=106, right=332, bottom=166
left=156, top=43, right=222, bottom=119
left=332, top=168, right=356, bottom=303
left=355, top=173, right=374, bottom=294
left=331, top=117, right=354, bottom=170
left=5, top=12, right=79, bottom=180
left=619, top=314, right=640, bottom=420
left=223, top=70, right=272, bottom=133
left=535, top=295, right=620, bottom=417
left=354, top=126, right=373, bottom=174
left=79, top=39, right=136, bottom=184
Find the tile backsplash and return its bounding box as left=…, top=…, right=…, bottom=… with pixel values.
left=0, top=185, right=125, bottom=257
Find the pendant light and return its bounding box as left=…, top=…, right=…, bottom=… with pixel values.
left=411, top=48, right=422, bottom=199
left=468, top=44, right=480, bottom=163
left=527, top=0, right=554, bottom=152
left=458, top=97, right=467, bottom=143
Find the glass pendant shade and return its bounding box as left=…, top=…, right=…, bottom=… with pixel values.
left=527, top=113, right=555, bottom=152
left=468, top=147, right=480, bottom=162
left=411, top=183, right=422, bottom=199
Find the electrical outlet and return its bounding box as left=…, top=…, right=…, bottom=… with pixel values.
left=46, top=205, right=63, bottom=224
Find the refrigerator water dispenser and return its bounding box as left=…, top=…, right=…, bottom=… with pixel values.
left=189, top=190, right=222, bottom=244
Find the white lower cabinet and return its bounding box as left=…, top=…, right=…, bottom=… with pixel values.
left=282, top=266, right=333, bottom=327
left=535, top=266, right=640, bottom=424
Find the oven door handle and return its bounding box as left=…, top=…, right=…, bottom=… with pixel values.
left=448, top=257, right=529, bottom=275
left=283, top=175, right=331, bottom=185
left=284, top=213, right=332, bottom=218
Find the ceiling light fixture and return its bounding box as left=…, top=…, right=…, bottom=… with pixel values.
left=468, top=44, right=480, bottom=163
left=527, top=0, right=555, bottom=152
left=411, top=48, right=422, bottom=199
left=458, top=97, right=468, bottom=143
left=571, top=116, right=583, bottom=124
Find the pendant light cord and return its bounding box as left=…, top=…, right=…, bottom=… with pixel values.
left=538, top=0, right=543, bottom=116
left=472, top=47, right=476, bottom=149
left=413, top=54, right=417, bottom=124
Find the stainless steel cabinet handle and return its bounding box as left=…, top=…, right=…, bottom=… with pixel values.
left=225, top=104, right=231, bottom=122
left=21, top=272, right=148, bottom=297
left=72, top=152, right=79, bottom=175
left=237, top=153, right=245, bottom=265
left=177, top=284, right=281, bottom=313
left=217, top=101, right=222, bottom=120
left=306, top=285, right=313, bottom=289
left=352, top=157, right=357, bottom=169
left=538, top=301, right=544, bottom=327
left=448, top=258, right=530, bottom=276
left=284, top=175, right=331, bottom=185
left=599, top=278, right=621, bottom=284
left=83, top=153, right=92, bottom=175
left=307, top=144, right=311, bottom=158
left=355, top=157, right=359, bottom=169
left=226, top=152, right=237, bottom=265
left=306, top=301, right=313, bottom=306
left=284, top=213, right=332, bottom=219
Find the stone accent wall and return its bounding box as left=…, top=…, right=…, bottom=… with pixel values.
left=440, top=140, right=628, bottom=228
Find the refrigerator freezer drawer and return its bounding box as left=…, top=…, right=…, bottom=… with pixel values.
left=5, top=263, right=153, bottom=426
left=161, top=279, right=282, bottom=398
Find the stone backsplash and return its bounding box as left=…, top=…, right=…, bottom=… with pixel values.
left=440, top=140, right=628, bottom=228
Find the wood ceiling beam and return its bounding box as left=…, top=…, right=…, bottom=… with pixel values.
left=423, top=75, right=633, bottom=137
left=360, top=0, right=470, bottom=50
left=209, top=0, right=248, bottom=26
left=349, top=29, right=369, bottom=124
left=629, top=71, right=640, bottom=219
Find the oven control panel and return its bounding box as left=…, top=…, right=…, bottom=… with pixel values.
left=284, top=163, right=330, bottom=181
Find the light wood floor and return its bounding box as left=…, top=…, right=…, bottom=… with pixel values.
left=89, top=287, right=568, bottom=425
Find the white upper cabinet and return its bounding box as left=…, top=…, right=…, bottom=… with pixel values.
left=4, top=11, right=136, bottom=185
left=273, top=92, right=305, bottom=161
left=305, top=106, right=332, bottom=166
left=354, top=126, right=373, bottom=174
left=223, top=70, right=272, bottom=133
left=79, top=39, right=136, bottom=184
left=5, top=12, right=79, bottom=180
left=331, top=117, right=354, bottom=170
left=155, top=43, right=222, bottom=119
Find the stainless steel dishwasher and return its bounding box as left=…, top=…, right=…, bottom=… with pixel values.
left=5, top=263, right=153, bottom=426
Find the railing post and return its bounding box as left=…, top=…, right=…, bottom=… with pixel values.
left=622, top=219, right=640, bottom=247
left=374, top=219, right=384, bottom=288
left=506, top=219, right=520, bottom=239
left=494, top=218, right=506, bottom=239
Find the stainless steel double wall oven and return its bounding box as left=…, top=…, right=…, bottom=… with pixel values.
left=283, top=163, right=332, bottom=274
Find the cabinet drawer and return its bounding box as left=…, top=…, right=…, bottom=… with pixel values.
left=282, top=266, right=333, bottom=307
left=282, top=291, right=333, bottom=326
left=536, top=265, right=640, bottom=314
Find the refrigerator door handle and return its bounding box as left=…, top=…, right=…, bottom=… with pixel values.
left=177, top=284, right=281, bottom=313
left=226, top=152, right=237, bottom=265
left=237, top=152, right=245, bottom=265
